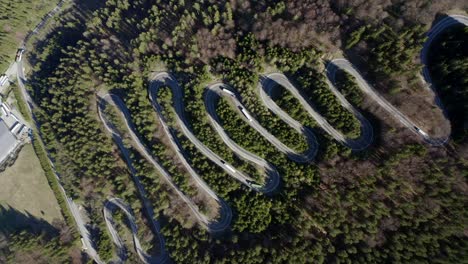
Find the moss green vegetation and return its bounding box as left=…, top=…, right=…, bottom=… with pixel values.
left=266, top=45, right=320, bottom=73
left=0, top=144, right=63, bottom=224
left=334, top=70, right=364, bottom=107
left=212, top=57, right=310, bottom=154
left=216, top=97, right=278, bottom=159
left=155, top=85, right=218, bottom=198
left=346, top=23, right=426, bottom=93
left=269, top=82, right=350, bottom=161
left=182, top=75, right=268, bottom=190
left=0, top=0, right=60, bottom=71
left=3, top=230, right=76, bottom=263
left=4, top=70, right=76, bottom=236
left=10, top=83, right=31, bottom=122
left=16, top=0, right=467, bottom=263
left=346, top=24, right=425, bottom=77
left=293, top=144, right=467, bottom=263
left=272, top=84, right=317, bottom=129
left=295, top=66, right=361, bottom=139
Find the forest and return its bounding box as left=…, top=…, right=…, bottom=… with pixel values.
left=428, top=25, right=468, bottom=141
left=0, top=0, right=61, bottom=71
left=334, top=70, right=364, bottom=107
left=2, top=0, right=467, bottom=263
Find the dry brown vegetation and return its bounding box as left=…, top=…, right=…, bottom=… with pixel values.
left=16, top=0, right=467, bottom=262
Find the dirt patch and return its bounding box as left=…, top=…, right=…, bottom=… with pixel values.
left=390, top=85, right=450, bottom=138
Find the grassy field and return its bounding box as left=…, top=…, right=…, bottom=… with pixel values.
left=0, top=144, right=63, bottom=225
left=0, top=0, right=60, bottom=72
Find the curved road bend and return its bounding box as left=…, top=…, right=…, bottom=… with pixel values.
left=327, top=58, right=449, bottom=146
left=150, top=73, right=280, bottom=193
left=421, top=15, right=468, bottom=111
left=98, top=93, right=231, bottom=233
left=327, top=15, right=468, bottom=146
left=260, top=73, right=373, bottom=151
left=149, top=74, right=235, bottom=232
left=103, top=198, right=167, bottom=264
left=207, top=82, right=320, bottom=162
left=15, top=4, right=466, bottom=261
left=14, top=1, right=104, bottom=259
left=98, top=95, right=168, bottom=264
left=17, top=62, right=103, bottom=264
left=203, top=85, right=282, bottom=192
left=14, top=10, right=105, bottom=264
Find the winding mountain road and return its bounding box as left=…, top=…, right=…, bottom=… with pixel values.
left=151, top=74, right=281, bottom=193
left=13, top=1, right=170, bottom=263
left=103, top=198, right=167, bottom=264
left=421, top=15, right=468, bottom=112
left=204, top=84, right=282, bottom=190
left=260, top=73, right=374, bottom=150
left=324, top=15, right=467, bottom=147
left=11, top=0, right=465, bottom=260
left=98, top=92, right=232, bottom=234
left=98, top=96, right=168, bottom=264
left=326, top=59, right=447, bottom=145
left=12, top=1, right=105, bottom=263
left=94, top=14, right=466, bottom=257
left=17, top=59, right=105, bottom=264
left=206, top=82, right=319, bottom=162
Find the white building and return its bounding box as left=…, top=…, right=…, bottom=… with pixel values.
left=0, top=118, right=20, bottom=165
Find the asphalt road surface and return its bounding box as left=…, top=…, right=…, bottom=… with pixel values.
left=12, top=2, right=465, bottom=261
left=98, top=92, right=232, bottom=233
left=17, top=63, right=105, bottom=264
left=98, top=95, right=168, bottom=264
left=207, top=81, right=320, bottom=162
left=149, top=74, right=234, bottom=232
left=326, top=58, right=448, bottom=146
left=103, top=198, right=168, bottom=264
left=325, top=15, right=468, bottom=146
left=14, top=1, right=105, bottom=263
left=421, top=15, right=468, bottom=112
left=260, top=73, right=373, bottom=150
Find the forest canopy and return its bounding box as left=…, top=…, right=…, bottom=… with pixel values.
left=3, top=0, right=467, bottom=263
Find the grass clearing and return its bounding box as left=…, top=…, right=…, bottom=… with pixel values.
left=0, top=144, right=63, bottom=225
left=0, top=0, right=60, bottom=72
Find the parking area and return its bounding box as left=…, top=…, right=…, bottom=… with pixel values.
left=0, top=62, right=17, bottom=95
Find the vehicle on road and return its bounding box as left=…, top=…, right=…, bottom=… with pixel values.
left=222, top=88, right=235, bottom=97
left=0, top=75, right=8, bottom=86
left=10, top=122, right=20, bottom=132
left=414, top=126, right=429, bottom=137
left=10, top=113, right=19, bottom=122
left=247, top=180, right=262, bottom=189
left=239, top=107, right=253, bottom=122
left=1, top=106, right=7, bottom=117
left=15, top=49, right=24, bottom=62
left=80, top=238, right=88, bottom=250
left=225, top=163, right=236, bottom=173
left=221, top=159, right=237, bottom=173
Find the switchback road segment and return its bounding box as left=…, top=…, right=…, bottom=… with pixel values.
left=98, top=92, right=232, bottom=234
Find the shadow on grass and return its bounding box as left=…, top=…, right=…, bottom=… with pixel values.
left=0, top=204, right=59, bottom=237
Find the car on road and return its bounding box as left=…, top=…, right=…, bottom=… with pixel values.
left=238, top=106, right=253, bottom=122
left=222, top=88, right=235, bottom=97
left=246, top=180, right=262, bottom=189
left=414, top=126, right=428, bottom=137
left=0, top=75, right=8, bottom=86
left=220, top=159, right=236, bottom=173
left=15, top=49, right=25, bottom=62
